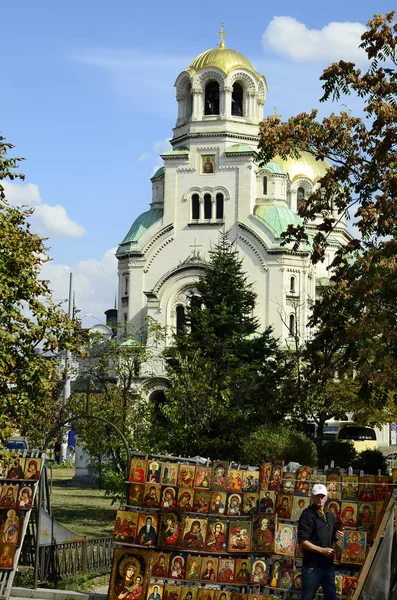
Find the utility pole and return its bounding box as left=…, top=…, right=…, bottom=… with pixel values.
left=60, top=272, right=74, bottom=462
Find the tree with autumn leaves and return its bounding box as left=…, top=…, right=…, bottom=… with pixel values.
left=257, top=12, right=397, bottom=436
left=0, top=136, right=82, bottom=447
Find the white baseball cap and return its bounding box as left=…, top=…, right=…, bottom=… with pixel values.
left=312, top=484, right=328, bottom=496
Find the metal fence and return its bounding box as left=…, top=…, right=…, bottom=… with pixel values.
left=38, top=537, right=114, bottom=583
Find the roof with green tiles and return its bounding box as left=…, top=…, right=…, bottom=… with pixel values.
left=254, top=203, right=303, bottom=238
left=117, top=208, right=163, bottom=255
left=262, top=161, right=287, bottom=175
left=225, top=144, right=256, bottom=153
left=151, top=167, right=164, bottom=180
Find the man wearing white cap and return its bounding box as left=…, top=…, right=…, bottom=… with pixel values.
left=298, top=483, right=344, bottom=600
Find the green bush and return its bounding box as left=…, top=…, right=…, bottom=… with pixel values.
left=354, top=449, right=388, bottom=475
left=242, top=425, right=318, bottom=466
left=318, top=440, right=358, bottom=469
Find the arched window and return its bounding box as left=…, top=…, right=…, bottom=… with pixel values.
left=123, top=313, right=127, bottom=335
left=297, top=187, right=305, bottom=207
left=231, top=82, right=243, bottom=116
left=176, top=305, right=186, bottom=336
left=204, top=193, right=212, bottom=219
left=216, top=193, right=224, bottom=219
left=191, top=193, right=200, bottom=220
left=289, top=314, right=295, bottom=336
left=185, top=83, right=193, bottom=119
left=124, top=275, right=129, bottom=295
left=204, top=81, right=220, bottom=115
left=263, top=176, right=268, bottom=195
left=290, top=276, right=296, bottom=293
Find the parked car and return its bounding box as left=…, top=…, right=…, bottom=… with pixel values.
left=5, top=437, right=29, bottom=451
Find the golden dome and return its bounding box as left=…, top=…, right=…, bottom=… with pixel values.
left=272, top=151, right=330, bottom=184
left=187, top=47, right=262, bottom=80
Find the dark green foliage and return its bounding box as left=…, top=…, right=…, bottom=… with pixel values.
left=317, top=441, right=358, bottom=470
left=242, top=425, right=318, bottom=466
left=150, top=232, right=284, bottom=460
left=354, top=449, right=388, bottom=475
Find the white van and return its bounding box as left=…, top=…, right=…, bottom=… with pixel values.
left=336, top=423, right=377, bottom=452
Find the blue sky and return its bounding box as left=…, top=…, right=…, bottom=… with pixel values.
left=1, top=0, right=392, bottom=324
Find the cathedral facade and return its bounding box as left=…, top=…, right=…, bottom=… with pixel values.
left=116, top=35, right=351, bottom=393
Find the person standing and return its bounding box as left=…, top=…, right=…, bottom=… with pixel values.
left=298, top=484, right=344, bottom=600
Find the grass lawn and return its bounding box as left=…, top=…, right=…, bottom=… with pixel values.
left=48, top=466, right=117, bottom=539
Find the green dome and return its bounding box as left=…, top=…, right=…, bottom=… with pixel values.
left=151, top=167, right=164, bottom=180
left=225, top=144, right=256, bottom=154
left=117, top=208, right=163, bottom=255
left=254, top=204, right=302, bottom=238
left=262, top=161, right=286, bottom=175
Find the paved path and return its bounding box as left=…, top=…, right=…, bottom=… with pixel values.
left=10, top=587, right=106, bottom=600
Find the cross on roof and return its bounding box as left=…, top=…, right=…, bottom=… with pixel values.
left=189, top=238, right=203, bottom=257
left=218, top=24, right=228, bottom=49
left=270, top=107, right=282, bottom=120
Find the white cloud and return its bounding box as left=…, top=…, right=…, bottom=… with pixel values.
left=41, top=248, right=118, bottom=326
left=3, top=181, right=86, bottom=239
left=263, top=17, right=366, bottom=62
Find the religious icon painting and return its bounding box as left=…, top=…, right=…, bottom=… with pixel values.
left=17, top=484, right=34, bottom=509
left=7, top=457, right=25, bottom=480
left=163, top=584, right=181, bottom=600
left=275, top=494, right=293, bottom=520
left=341, top=476, right=359, bottom=501
left=259, top=462, right=272, bottom=491
left=168, top=553, right=186, bottom=580
left=129, top=459, right=148, bottom=484
left=242, top=493, right=259, bottom=515
left=151, top=552, right=170, bottom=578
left=161, top=486, right=177, bottom=509
left=291, top=496, right=310, bottom=521
left=294, top=466, right=311, bottom=496
left=108, top=547, right=151, bottom=600
left=177, top=488, right=194, bottom=512
left=136, top=513, right=159, bottom=547
left=0, top=543, right=16, bottom=569
left=198, top=590, right=215, bottom=600
left=143, top=484, right=161, bottom=509
left=158, top=509, right=184, bottom=549
left=202, top=155, right=215, bottom=174
left=242, top=471, right=259, bottom=493
left=200, top=556, right=218, bottom=582
left=185, top=556, right=202, bottom=581
left=0, top=508, right=23, bottom=545
left=215, top=592, right=231, bottom=600
left=217, top=558, right=236, bottom=583
left=269, top=465, right=283, bottom=493
left=0, top=484, right=18, bottom=508
left=146, top=583, right=164, bottom=600
left=226, top=493, right=243, bottom=516
left=193, top=466, right=211, bottom=489
left=326, top=473, right=341, bottom=500
left=0, top=458, right=7, bottom=477
left=259, top=490, right=275, bottom=513
left=23, top=458, right=41, bottom=481
left=358, top=502, right=375, bottom=527
left=341, top=530, right=367, bottom=564
left=269, top=559, right=282, bottom=588
left=147, top=461, right=162, bottom=484
left=309, top=473, right=327, bottom=491
left=227, top=469, right=243, bottom=492
left=248, top=595, right=264, bottom=600
left=211, top=461, right=228, bottom=491
left=281, top=472, right=296, bottom=496
left=193, top=489, right=211, bottom=514
left=177, top=465, right=195, bottom=489
left=291, top=570, right=302, bottom=592
left=342, top=576, right=358, bottom=598
left=230, top=593, right=245, bottom=600
left=252, top=513, right=276, bottom=553
left=204, top=519, right=228, bottom=553
left=161, top=463, right=178, bottom=486
left=358, top=476, right=376, bottom=502
left=182, top=517, right=207, bottom=550
left=325, top=499, right=341, bottom=522
left=279, top=569, right=293, bottom=590
left=340, top=502, right=358, bottom=527
left=114, top=510, right=138, bottom=544
left=375, top=476, right=390, bottom=501
left=228, top=520, right=251, bottom=552
left=210, top=491, right=227, bottom=515
left=181, top=587, right=198, bottom=600
left=250, top=559, right=269, bottom=585
left=129, top=483, right=145, bottom=507
left=234, top=558, right=251, bottom=584
left=274, top=523, right=297, bottom=556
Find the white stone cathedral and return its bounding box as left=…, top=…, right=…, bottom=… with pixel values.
left=116, top=33, right=351, bottom=395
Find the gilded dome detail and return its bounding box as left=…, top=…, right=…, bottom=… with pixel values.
left=188, top=47, right=263, bottom=80
left=272, top=151, right=330, bottom=184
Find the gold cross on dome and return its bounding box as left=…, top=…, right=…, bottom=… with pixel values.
left=189, top=238, right=202, bottom=257
left=270, top=107, right=282, bottom=120
left=218, top=24, right=228, bottom=49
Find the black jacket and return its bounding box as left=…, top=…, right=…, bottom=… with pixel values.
left=298, top=505, right=337, bottom=567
